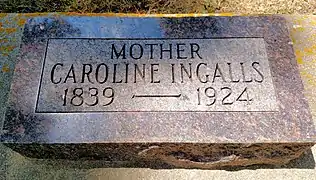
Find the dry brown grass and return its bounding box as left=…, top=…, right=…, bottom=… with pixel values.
left=218, top=0, right=316, bottom=14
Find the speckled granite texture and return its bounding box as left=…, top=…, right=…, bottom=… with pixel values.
left=1, top=15, right=315, bottom=169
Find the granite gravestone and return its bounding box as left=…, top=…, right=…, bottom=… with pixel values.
left=1, top=16, right=315, bottom=169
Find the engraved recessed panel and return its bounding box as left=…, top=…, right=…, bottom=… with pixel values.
left=36, top=38, right=278, bottom=112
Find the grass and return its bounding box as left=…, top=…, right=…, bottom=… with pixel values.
left=0, top=0, right=315, bottom=14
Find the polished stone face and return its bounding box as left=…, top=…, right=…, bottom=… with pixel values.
left=37, top=38, right=277, bottom=112
left=1, top=16, right=315, bottom=147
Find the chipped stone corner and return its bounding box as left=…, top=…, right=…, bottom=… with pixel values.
left=136, top=143, right=314, bottom=169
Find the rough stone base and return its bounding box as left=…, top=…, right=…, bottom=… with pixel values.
left=4, top=143, right=314, bottom=169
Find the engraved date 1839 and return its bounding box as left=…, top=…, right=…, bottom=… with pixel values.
left=62, top=87, right=114, bottom=106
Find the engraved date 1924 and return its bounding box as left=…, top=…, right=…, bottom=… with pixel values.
left=197, top=86, right=252, bottom=106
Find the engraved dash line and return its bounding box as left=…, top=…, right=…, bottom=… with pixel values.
left=132, top=94, right=181, bottom=98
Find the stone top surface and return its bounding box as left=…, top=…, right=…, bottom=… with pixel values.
left=1, top=15, right=315, bottom=143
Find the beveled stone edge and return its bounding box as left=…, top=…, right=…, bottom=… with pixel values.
left=3, top=142, right=314, bottom=169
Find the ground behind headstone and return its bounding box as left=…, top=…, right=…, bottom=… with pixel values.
left=0, top=0, right=315, bottom=14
